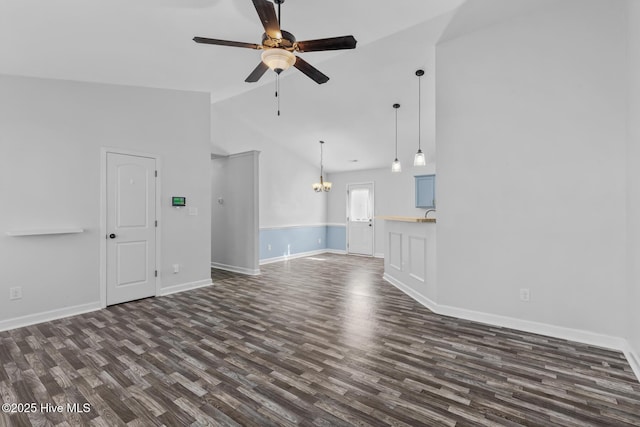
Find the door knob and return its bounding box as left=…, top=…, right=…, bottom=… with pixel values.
left=109, top=233, right=116, bottom=239
left=368, top=224, right=372, bottom=227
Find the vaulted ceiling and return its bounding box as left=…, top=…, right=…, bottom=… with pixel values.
left=0, top=0, right=555, bottom=172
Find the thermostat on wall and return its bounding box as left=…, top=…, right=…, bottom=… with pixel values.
left=172, top=196, right=186, bottom=207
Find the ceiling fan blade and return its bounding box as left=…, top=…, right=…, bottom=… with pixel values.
left=296, top=35, right=357, bottom=53
left=193, top=37, right=261, bottom=49
left=294, top=56, right=329, bottom=84
left=252, top=0, right=281, bottom=40
left=245, top=61, right=270, bottom=83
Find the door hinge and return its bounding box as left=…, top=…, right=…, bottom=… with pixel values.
left=155, top=270, right=158, bottom=277
left=155, top=220, right=158, bottom=227
left=155, top=170, right=158, bottom=177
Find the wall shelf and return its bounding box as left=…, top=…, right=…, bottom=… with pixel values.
left=6, top=228, right=84, bottom=237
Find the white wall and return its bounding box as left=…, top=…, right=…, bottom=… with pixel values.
left=627, top=0, right=640, bottom=359
left=0, top=74, right=211, bottom=324
left=211, top=151, right=260, bottom=274
left=327, top=164, right=436, bottom=256
left=436, top=0, right=628, bottom=337
left=211, top=103, right=326, bottom=228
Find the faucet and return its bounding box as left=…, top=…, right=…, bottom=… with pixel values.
left=424, top=209, right=436, bottom=218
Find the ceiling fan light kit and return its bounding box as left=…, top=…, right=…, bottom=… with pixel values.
left=313, top=141, right=332, bottom=192
left=261, top=48, right=296, bottom=73
left=413, top=69, right=427, bottom=167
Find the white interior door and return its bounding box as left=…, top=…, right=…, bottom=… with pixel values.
left=347, top=183, right=374, bottom=256
left=106, top=153, right=157, bottom=305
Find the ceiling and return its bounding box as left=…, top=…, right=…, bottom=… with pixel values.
left=0, top=0, right=477, bottom=172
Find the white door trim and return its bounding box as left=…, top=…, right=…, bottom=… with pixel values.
left=346, top=181, right=375, bottom=256
left=99, top=147, right=162, bottom=308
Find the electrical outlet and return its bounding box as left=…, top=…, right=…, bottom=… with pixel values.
left=173, top=264, right=180, bottom=274
left=268, top=244, right=272, bottom=251
left=9, top=286, right=22, bottom=300
left=318, top=238, right=322, bottom=244
left=519, top=288, right=530, bottom=302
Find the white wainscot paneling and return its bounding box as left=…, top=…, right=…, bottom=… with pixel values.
left=382, top=219, right=437, bottom=302
left=409, top=235, right=427, bottom=282
left=389, top=232, right=402, bottom=271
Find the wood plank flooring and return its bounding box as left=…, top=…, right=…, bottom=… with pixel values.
left=1, top=254, right=639, bottom=426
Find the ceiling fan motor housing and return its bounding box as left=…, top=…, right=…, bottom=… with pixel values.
left=262, top=30, right=296, bottom=50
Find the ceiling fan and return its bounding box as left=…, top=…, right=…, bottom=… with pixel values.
left=193, top=0, right=357, bottom=84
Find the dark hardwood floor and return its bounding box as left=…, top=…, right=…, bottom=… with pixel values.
left=1, top=254, right=639, bottom=426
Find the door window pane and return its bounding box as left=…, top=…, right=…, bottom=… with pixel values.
left=349, top=189, right=370, bottom=221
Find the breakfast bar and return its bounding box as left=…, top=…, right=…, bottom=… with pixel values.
left=377, top=215, right=437, bottom=304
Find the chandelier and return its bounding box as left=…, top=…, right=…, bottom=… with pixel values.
left=313, top=141, right=332, bottom=192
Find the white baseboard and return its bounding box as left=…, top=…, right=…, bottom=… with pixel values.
left=623, top=343, right=640, bottom=382
left=0, top=301, right=102, bottom=332
left=374, top=252, right=385, bottom=259
left=260, top=249, right=328, bottom=265
left=159, top=278, right=213, bottom=297
left=384, top=273, right=439, bottom=312
left=383, top=273, right=638, bottom=380
left=439, top=303, right=628, bottom=351
left=211, top=262, right=260, bottom=276
left=325, top=249, right=347, bottom=255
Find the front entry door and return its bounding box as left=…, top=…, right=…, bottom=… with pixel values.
left=347, top=182, right=374, bottom=256
left=106, top=152, right=157, bottom=305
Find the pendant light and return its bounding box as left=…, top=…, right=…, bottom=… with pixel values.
left=413, top=69, right=426, bottom=167
left=391, top=103, right=402, bottom=172
left=312, top=141, right=332, bottom=192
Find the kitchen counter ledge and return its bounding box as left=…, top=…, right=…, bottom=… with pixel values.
left=377, top=216, right=436, bottom=223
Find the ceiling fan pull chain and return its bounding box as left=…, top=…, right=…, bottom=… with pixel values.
left=276, top=74, right=280, bottom=116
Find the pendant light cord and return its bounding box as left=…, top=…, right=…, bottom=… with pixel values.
left=320, top=141, right=324, bottom=183
left=391, top=103, right=401, bottom=172
left=418, top=72, right=421, bottom=151
left=320, top=141, right=323, bottom=182
left=275, top=1, right=281, bottom=117
left=394, top=105, right=399, bottom=160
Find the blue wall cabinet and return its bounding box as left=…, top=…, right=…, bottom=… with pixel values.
left=415, top=174, right=436, bottom=208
